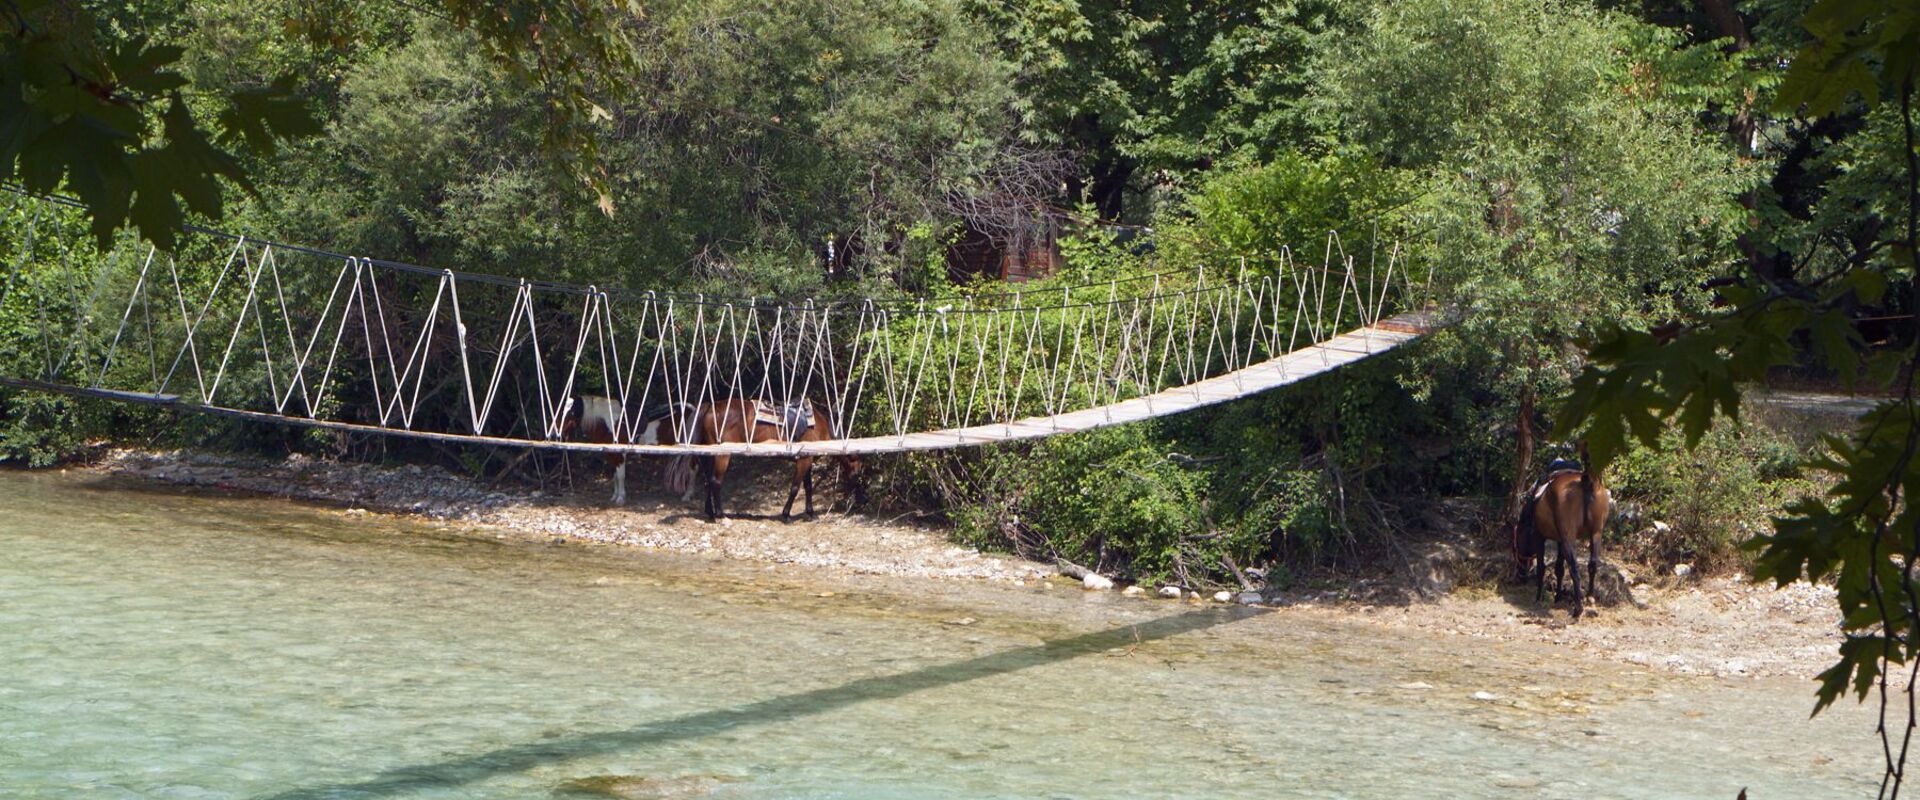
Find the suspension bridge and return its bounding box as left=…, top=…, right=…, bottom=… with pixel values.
left=0, top=191, right=1443, bottom=456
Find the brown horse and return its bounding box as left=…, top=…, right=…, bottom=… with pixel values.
left=1524, top=446, right=1611, bottom=619
left=692, top=398, right=867, bottom=521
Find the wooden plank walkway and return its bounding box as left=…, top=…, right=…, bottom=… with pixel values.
left=0, top=310, right=1444, bottom=457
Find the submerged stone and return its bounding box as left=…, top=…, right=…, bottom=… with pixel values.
left=553, top=774, right=737, bottom=800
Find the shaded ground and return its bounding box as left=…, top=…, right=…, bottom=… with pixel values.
left=1751, top=389, right=1882, bottom=419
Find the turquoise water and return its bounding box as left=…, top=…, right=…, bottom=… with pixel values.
left=0, top=470, right=1881, bottom=798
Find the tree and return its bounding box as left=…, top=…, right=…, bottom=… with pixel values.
left=251, top=0, right=1046, bottom=296
left=1319, top=0, right=1748, bottom=524
left=1, top=0, right=638, bottom=248
left=967, top=0, right=1356, bottom=219
left=1558, top=0, right=1920, bottom=794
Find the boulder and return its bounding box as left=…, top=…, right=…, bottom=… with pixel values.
left=1405, top=541, right=1466, bottom=598
left=1587, top=561, right=1649, bottom=609
left=1157, top=585, right=1183, bottom=599
left=1081, top=573, right=1115, bottom=591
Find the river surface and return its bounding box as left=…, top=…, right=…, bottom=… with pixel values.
left=0, top=469, right=1882, bottom=798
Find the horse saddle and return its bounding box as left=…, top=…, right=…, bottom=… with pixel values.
left=753, top=399, right=815, bottom=441
left=1529, top=460, right=1583, bottom=499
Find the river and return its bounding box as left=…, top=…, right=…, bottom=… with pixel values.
left=0, top=469, right=1881, bottom=798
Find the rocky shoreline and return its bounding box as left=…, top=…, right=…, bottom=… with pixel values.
left=88, top=448, right=1053, bottom=582
left=79, top=447, right=1849, bottom=683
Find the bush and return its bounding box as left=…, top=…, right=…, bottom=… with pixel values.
left=950, top=425, right=1219, bottom=584
left=1607, top=418, right=1818, bottom=573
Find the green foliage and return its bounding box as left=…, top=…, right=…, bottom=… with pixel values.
left=1774, top=0, right=1920, bottom=116
left=0, top=0, right=320, bottom=248
left=1, top=0, right=647, bottom=248
left=250, top=0, right=1030, bottom=297
left=1175, top=151, right=1410, bottom=268
left=1608, top=419, right=1816, bottom=571
left=969, top=0, right=1359, bottom=214
left=1324, top=0, right=1747, bottom=391
left=954, top=425, right=1215, bottom=582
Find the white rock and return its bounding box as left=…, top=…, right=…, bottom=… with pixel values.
left=1471, top=691, right=1500, bottom=701
left=1212, top=591, right=1233, bottom=603
left=1652, top=520, right=1672, bottom=533
left=1081, top=573, right=1115, bottom=591
left=1158, top=586, right=1183, bottom=599
left=1120, top=585, right=1146, bottom=597
left=1673, top=563, right=1693, bottom=578
left=1236, top=591, right=1263, bottom=606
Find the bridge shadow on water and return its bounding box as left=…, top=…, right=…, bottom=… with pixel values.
left=260, top=606, right=1260, bottom=799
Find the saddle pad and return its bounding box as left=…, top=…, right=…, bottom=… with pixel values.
left=753, top=401, right=783, bottom=429
left=1530, top=468, right=1583, bottom=499
left=752, top=400, right=815, bottom=441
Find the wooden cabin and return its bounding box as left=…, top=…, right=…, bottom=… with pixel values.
left=946, top=213, right=1066, bottom=284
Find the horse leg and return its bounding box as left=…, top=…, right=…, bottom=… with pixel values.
left=1568, top=542, right=1585, bottom=620
left=1587, top=532, right=1601, bottom=604
left=707, top=455, right=731, bottom=521
left=611, top=459, right=627, bottom=506
left=1553, top=541, right=1568, bottom=602
left=1534, top=539, right=1547, bottom=602
left=803, top=457, right=816, bottom=517
left=701, top=456, right=715, bottom=519
left=782, top=458, right=803, bottom=522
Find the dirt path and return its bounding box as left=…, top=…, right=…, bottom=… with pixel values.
left=80, top=447, right=1847, bottom=683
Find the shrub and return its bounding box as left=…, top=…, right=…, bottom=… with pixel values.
left=1607, top=417, right=1818, bottom=573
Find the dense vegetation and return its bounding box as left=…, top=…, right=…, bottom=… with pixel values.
left=0, top=0, right=1867, bottom=575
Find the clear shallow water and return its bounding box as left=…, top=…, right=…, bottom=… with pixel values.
left=0, top=470, right=1881, bottom=799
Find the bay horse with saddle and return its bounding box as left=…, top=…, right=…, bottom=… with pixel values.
left=1512, top=444, right=1611, bottom=619
left=690, top=398, right=867, bottom=521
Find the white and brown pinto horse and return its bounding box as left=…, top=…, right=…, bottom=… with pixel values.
left=569, top=396, right=697, bottom=505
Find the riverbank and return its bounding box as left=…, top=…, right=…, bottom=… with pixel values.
left=75, top=447, right=1846, bottom=684
left=86, top=447, right=1052, bottom=582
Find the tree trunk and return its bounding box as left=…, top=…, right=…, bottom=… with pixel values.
left=1505, top=388, right=1537, bottom=528
left=1696, top=0, right=1764, bottom=269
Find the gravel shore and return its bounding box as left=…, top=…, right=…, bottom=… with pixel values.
left=90, top=448, right=1051, bottom=582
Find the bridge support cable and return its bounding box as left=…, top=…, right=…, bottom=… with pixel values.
left=0, top=191, right=1442, bottom=456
